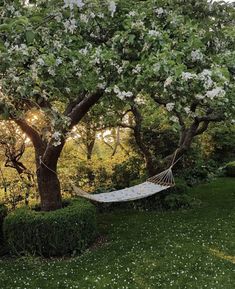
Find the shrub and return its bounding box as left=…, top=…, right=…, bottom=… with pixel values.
left=225, top=161, right=235, bottom=177
left=126, top=178, right=200, bottom=211
left=3, top=199, right=97, bottom=257
left=111, top=156, right=144, bottom=189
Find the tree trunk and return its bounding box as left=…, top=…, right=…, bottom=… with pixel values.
left=36, top=165, right=62, bottom=211
left=131, top=104, right=156, bottom=177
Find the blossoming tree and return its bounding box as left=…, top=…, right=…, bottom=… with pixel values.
left=109, top=0, right=235, bottom=172
left=0, top=0, right=121, bottom=210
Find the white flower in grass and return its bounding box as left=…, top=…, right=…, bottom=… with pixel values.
left=166, top=102, right=175, bottom=111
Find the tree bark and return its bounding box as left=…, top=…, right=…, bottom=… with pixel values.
left=131, top=105, right=156, bottom=176
left=36, top=165, right=62, bottom=211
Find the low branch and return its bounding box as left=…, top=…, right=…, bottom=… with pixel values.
left=196, top=114, right=225, bottom=123
left=14, top=119, right=44, bottom=149
left=194, top=121, right=209, bottom=136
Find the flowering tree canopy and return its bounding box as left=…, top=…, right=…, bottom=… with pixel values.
left=0, top=0, right=234, bottom=210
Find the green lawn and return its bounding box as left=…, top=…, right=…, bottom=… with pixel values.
left=0, top=178, right=234, bottom=289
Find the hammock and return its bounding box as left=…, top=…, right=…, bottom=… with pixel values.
left=71, top=166, right=176, bottom=203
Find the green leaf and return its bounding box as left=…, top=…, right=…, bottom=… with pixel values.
left=0, top=24, right=10, bottom=32
left=25, top=30, right=35, bottom=44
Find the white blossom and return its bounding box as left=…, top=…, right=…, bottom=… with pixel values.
left=155, top=7, right=164, bottom=16
left=63, top=18, right=77, bottom=34
left=132, top=64, right=142, bottom=74
left=170, top=116, right=178, bottom=123
left=56, top=58, right=62, bottom=66
left=195, top=94, right=205, bottom=100
left=37, top=58, right=45, bottom=66
left=64, top=0, right=84, bottom=10
left=184, top=107, right=191, bottom=114
left=181, top=72, right=195, bottom=81
left=108, top=1, right=116, bottom=17
left=206, top=87, right=226, bottom=99
left=135, top=96, right=145, bottom=105
left=113, top=86, right=133, bottom=100
left=191, top=49, right=204, bottom=62
left=48, top=67, right=56, bottom=76
left=52, top=131, right=62, bottom=147
left=148, top=30, right=161, bottom=37
left=199, top=69, right=214, bottom=89
left=80, top=14, right=88, bottom=23
left=164, top=76, right=173, bottom=87
left=166, top=102, right=175, bottom=111
left=128, top=11, right=136, bottom=17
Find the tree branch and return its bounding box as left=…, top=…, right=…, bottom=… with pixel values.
left=66, top=90, right=103, bottom=128
left=14, top=119, right=44, bottom=149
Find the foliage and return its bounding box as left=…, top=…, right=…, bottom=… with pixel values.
left=0, top=178, right=235, bottom=289
left=127, top=178, right=191, bottom=211
left=175, top=146, right=219, bottom=185
left=225, top=161, right=235, bottom=177
left=164, top=193, right=201, bottom=210
left=209, top=124, right=235, bottom=162
left=3, top=199, right=97, bottom=257
left=111, top=155, right=144, bottom=189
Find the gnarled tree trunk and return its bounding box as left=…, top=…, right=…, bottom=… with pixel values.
left=14, top=90, right=103, bottom=211
left=37, top=166, right=62, bottom=211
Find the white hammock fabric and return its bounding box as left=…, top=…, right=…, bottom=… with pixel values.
left=71, top=167, right=175, bottom=203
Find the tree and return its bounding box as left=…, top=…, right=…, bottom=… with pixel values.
left=0, top=0, right=121, bottom=210
left=110, top=0, right=235, bottom=171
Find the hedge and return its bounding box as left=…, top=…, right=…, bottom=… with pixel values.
left=225, top=161, right=235, bottom=177
left=3, top=199, right=97, bottom=257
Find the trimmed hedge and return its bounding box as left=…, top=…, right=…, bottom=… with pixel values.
left=225, top=161, right=235, bottom=177
left=0, top=203, right=7, bottom=243
left=3, top=199, right=97, bottom=257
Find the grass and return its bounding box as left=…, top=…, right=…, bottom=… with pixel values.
left=0, top=177, right=234, bottom=289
